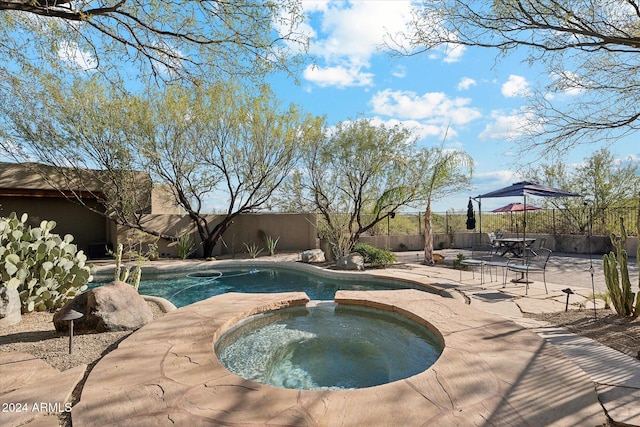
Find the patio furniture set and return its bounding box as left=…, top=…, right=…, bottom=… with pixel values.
left=459, top=234, right=552, bottom=295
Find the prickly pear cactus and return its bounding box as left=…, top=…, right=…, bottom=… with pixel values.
left=0, top=212, right=93, bottom=313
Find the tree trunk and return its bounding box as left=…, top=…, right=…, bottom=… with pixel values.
left=423, top=201, right=434, bottom=266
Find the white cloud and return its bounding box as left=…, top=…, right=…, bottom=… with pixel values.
left=551, top=70, right=586, bottom=96
left=457, top=77, right=476, bottom=91
left=392, top=65, right=407, bottom=78
left=501, top=75, right=530, bottom=98
left=478, top=108, right=542, bottom=141
left=303, top=64, right=374, bottom=88
left=441, top=42, right=465, bottom=63
left=370, top=89, right=481, bottom=125
left=58, top=41, right=97, bottom=71
left=301, top=1, right=414, bottom=88
left=369, top=116, right=447, bottom=141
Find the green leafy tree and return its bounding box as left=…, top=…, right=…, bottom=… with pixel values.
left=416, top=145, right=473, bottom=265
left=392, top=0, right=640, bottom=156
left=524, top=148, right=640, bottom=233
left=0, top=0, right=307, bottom=83
left=281, top=119, right=421, bottom=258
left=280, top=119, right=472, bottom=260
left=132, top=82, right=316, bottom=257
left=0, top=75, right=316, bottom=258
left=0, top=75, right=159, bottom=235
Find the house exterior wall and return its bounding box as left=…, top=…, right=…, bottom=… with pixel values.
left=0, top=196, right=110, bottom=256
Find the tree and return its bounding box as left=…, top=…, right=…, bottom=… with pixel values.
left=415, top=145, right=473, bottom=265
left=281, top=120, right=420, bottom=258
left=0, top=0, right=307, bottom=82
left=0, top=75, right=160, bottom=236
left=132, top=82, right=318, bottom=256
left=0, top=75, right=317, bottom=257
left=280, top=119, right=472, bottom=261
left=392, top=0, right=640, bottom=155
left=525, top=148, right=640, bottom=232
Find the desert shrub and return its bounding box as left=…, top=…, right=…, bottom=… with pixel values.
left=0, top=212, right=92, bottom=312
left=243, top=242, right=264, bottom=259
left=453, top=253, right=468, bottom=270
left=352, top=243, right=397, bottom=268
left=175, top=232, right=197, bottom=259
left=265, top=236, right=280, bottom=256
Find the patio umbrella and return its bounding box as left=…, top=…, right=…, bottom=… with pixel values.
left=477, top=181, right=582, bottom=250
left=491, top=202, right=542, bottom=236
left=466, top=199, right=476, bottom=230
left=491, top=202, right=541, bottom=213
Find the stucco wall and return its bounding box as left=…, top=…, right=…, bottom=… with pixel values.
left=114, top=213, right=318, bottom=258
left=362, top=232, right=638, bottom=257
left=0, top=196, right=110, bottom=256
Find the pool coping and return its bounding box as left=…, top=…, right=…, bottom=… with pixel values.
left=73, top=289, right=606, bottom=426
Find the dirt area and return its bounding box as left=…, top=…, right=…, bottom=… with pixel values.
left=0, top=302, right=165, bottom=427
left=0, top=301, right=165, bottom=372
left=526, top=309, right=640, bottom=360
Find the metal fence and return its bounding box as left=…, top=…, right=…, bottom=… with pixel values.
left=366, top=206, right=639, bottom=237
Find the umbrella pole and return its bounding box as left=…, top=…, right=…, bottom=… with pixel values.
left=523, top=195, right=527, bottom=263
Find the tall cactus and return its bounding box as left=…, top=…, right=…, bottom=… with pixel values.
left=112, top=243, right=142, bottom=291
left=602, top=217, right=639, bottom=317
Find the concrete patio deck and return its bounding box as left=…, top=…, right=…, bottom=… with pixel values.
left=1, top=251, right=639, bottom=426
left=72, top=290, right=606, bottom=426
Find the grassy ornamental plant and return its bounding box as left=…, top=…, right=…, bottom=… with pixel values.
left=243, top=242, right=264, bottom=259
left=265, top=236, right=280, bottom=256
left=0, top=212, right=92, bottom=312
left=602, top=217, right=640, bottom=317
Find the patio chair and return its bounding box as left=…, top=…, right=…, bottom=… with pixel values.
left=506, top=248, right=552, bottom=295
left=486, top=232, right=501, bottom=254
left=486, top=253, right=510, bottom=285
left=459, top=244, right=494, bottom=284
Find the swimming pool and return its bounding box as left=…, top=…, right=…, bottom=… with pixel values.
left=93, top=265, right=430, bottom=307
left=90, top=264, right=428, bottom=307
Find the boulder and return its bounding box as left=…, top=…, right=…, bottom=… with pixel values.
left=301, top=249, right=325, bottom=263
left=336, top=253, right=365, bottom=271
left=0, top=286, right=21, bottom=326
left=53, top=281, right=153, bottom=333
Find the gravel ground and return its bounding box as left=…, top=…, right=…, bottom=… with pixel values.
left=0, top=301, right=165, bottom=371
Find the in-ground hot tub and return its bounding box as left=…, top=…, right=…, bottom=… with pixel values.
left=215, top=302, right=443, bottom=390
left=73, top=289, right=606, bottom=426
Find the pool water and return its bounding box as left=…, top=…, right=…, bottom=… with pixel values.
left=93, top=267, right=419, bottom=307
left=215, top=303, right=443, bottom=390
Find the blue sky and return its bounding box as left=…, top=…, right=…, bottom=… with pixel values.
left=268, top=0, right=639, bottom=212
left=3, top=1, right=637, bottom=214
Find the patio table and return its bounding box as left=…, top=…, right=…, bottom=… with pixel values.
left=495, top=237, right=536, bottom=257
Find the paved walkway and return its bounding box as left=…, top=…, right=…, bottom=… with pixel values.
left=395, top=250, right=640, bottom=426
left=1, top=252, right=639, bottom=426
